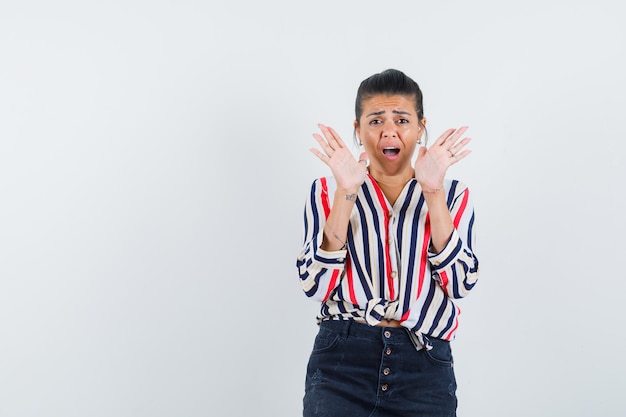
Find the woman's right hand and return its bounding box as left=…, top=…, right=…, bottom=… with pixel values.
left=309, top=123, right=368, bottom=192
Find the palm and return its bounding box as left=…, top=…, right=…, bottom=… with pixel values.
left=310, top=124, right=368, bottom=191
left=414, top=126, right=472, bottom=190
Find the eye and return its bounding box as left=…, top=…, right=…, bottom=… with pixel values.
left=369, top=119, right=382, bottom=125
left=397, top=118, right=409, bottom=124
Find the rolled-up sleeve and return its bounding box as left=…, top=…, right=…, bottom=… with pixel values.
left=296, top=179, right=346, bottom=301
left=428, top=185, right=479, bottom=299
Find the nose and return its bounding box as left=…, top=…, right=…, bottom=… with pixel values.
left=382, top=120, right=398, bottom=138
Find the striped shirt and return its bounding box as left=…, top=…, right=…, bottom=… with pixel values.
left=296, top=174, right=479, bottom=343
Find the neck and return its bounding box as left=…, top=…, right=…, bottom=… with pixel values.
left=369, top=166, right=415, bottom=205
left=369, top=166, right=414, bottom=188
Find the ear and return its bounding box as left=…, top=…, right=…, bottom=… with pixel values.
left=418, top=117, right=427, bottom=139
left=353, top=119, right=359, bottom=134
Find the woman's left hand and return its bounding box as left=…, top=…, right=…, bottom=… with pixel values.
left=414, top=126, right=472, bottom=192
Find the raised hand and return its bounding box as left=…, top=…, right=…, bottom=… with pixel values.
left=310, top=123, right=368, bottom=192
left=414, top=126, right=472, bottom=192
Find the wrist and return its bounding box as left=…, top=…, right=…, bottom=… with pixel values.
left=335, top=188, right=359, bottom=201
left=420, top=183, right=444, bottom=194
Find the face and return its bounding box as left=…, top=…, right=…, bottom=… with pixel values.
left=354, top=94, right=424, bottom=176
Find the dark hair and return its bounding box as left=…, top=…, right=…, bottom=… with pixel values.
left=354, top=69, right=427, bottom=143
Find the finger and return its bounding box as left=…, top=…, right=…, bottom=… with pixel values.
left=313, top=133, right=335, bottom=155
left=318, top=123, right=344, bottom=150
left=327, top=126, right=347, bottom=148
left=357, top=151, right=369, bottom=166
left=449, top=137, right=472, bottom=155
left=449, top=149, right=472, bottom=163
left=309, top=148, right=330, bottom=163
left=432, top=128, right=457, bottom=147
left=444, top=126, right=469, bottom=148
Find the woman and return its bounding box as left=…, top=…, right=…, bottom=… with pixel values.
left=296, top=69, right=479, bottom=417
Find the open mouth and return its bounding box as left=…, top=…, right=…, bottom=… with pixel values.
left=382, top=147, right=400, bottom=156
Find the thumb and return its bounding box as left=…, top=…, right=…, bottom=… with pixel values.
left=416, top=146, right=427, bottom=159
left=358, top=151, right=369, bottom=164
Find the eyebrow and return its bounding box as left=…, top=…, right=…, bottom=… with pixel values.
left=366, top=110, right=412, bottom=117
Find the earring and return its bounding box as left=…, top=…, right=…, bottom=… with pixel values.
left=417, top=139, right=422, bottom=145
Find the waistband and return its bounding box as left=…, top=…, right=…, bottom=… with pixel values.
left=319, top=319, right=425, bottom=350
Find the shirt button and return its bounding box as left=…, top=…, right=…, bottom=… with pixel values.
left=338, top=258, right=344, bottom=262
left=381, top=384, right=388, bottom=392
left=384, top=330, right=391, bottom=338
left=385, top=348, right=392, bottom=355
left=388, top=211, right=393, bottom=218
left=387, top=238, right=393, bottom=245
left=383, top=368, right=390, bottom=375
left=391, top=271, right=397, bottom=277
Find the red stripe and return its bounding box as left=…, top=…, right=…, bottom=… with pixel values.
left=453, top=189, right=469, bottom=228
left=416, top=213, right=431, bottom=299
left=439, top=270, right=449, bottom=296
left=368, top=174, right=387, bottom=209
left=400, top=310, right=411, bottom=322
left=443, top=306, right=461, bottom=341
left=320, top=177, right=331, bottom=219
left=319, top=177, right=343, bottom=302
left=384, top=212, right=394, bottom=300
left=368, top=175, right=395, bottom=300
left=346, top=257, right=358, bottom=304
left=322, top=270, right=340, bottom=302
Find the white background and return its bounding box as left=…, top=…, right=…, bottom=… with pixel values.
left=1, top=1, right=625, bottom=416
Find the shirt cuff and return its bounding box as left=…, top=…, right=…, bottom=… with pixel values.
left=312, top=232, right=348, bottom=267
left=428, top=229, right=462, bottom=270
